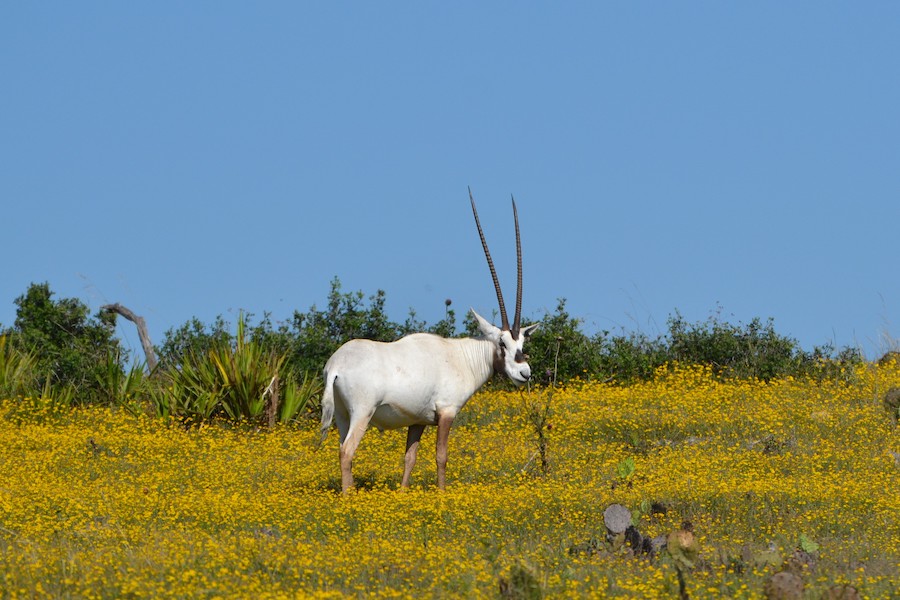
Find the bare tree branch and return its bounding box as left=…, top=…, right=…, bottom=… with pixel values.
left=101, top=303, right=158, bottom=371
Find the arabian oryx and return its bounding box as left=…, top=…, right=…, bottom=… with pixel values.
left=320, top=190, right=538, bottom=492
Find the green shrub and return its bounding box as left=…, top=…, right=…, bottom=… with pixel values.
left=597, top=331, right=668, bottom=383
left=157, top=315, right=234, bottom=369
left=527, top=299, right=602, bottom=384
left=666, top=309, right=802, bottom=380
left=4, top=283, right=125, bottom=403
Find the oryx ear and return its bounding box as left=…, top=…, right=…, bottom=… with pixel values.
left=520, top=323, right=540, bottom=339
left=470, top=308, right=501, bottom=341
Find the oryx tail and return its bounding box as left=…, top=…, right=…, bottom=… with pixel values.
left=319, top=368, right=338, bottom=445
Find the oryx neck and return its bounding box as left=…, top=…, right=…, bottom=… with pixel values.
left=456, top=336, right=497, bottom=388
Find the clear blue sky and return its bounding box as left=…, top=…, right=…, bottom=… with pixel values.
left=2, top=4, right=899, bottom=361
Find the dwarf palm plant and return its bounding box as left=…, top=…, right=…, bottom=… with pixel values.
left=0, top=335, right=37, bottom=399
left=211, top=315, right=284, bottom=421
left=0, top=336, right=76, bottom=407
left=278, top=370, right=322, bottom=424
left=94, top=350, right=148, bottom=408
left=152, top=313, right=319, bottom=425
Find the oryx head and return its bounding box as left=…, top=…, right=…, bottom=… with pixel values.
left=469, top=188, right=539, bottom=386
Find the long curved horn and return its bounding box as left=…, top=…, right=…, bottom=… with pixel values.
left=469, top=187, right=510, bottom=331
left=511, top=196, right=522, bottom=338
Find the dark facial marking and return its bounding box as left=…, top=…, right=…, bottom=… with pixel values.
left=493, top=344, right=506, bottom=373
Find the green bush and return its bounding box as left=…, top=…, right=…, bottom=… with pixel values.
left=3, top=283, right=125, bottom=403
left=596, top=331, right=668, bottom=383
left=666, top=310, right=801, bottom=380
left=157, top=315, right=234, bottom=369
left=527, top=299, right=602, bottom=384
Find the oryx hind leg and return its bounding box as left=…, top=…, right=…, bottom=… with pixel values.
left=401, top=424, right=426, bottom=489
left=339, top=409, right=374, bottom=493
left=435, top=412, right=456, bottom=490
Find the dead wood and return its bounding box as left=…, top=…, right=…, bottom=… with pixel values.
left=101, top=303, right=158, bottom=371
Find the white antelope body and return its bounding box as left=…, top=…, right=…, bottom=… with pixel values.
left=320, top=190, right=538, bottom=492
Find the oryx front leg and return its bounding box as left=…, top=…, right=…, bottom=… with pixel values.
left=401, top=424, right=426, bottom=488
left=435, top=412, right=456, bottom=490
left=339, top=411, right=374, bottom=493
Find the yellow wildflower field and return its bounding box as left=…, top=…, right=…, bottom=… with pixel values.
left=1, top=363, right=898, bottom=598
